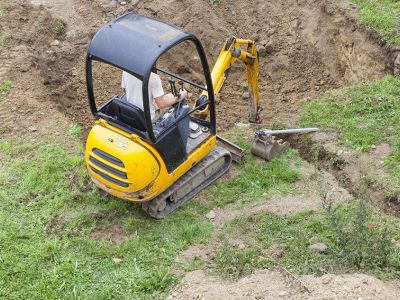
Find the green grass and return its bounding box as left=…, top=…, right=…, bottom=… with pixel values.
left=0, top=124, right=304, bottom=297
left=301, top=75, right=400, bottom=173
left=0, top=29, right=9, bottom=46
left=224, top=203, right=400, bottom=280
left=0, top=80, right=12, bottom=101
left=0, top=80, right=12, bottom=93
left=209, top=150, right=300, bottom=207
left=207, top=130, right=301, bottom=208
left=0, top=10, right=5, bottom=17
left=351, top=0, right=400, bottom=45
left=0, top=137, right=212, bottom=299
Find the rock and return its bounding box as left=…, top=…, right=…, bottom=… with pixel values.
left=206, top=210, right=216, bottom=220
left=391, top=239, right=400, bottom=249
left=112, top=257, right=123, bottom=264
left=267, top=28, right=276, bottom=36
left=321, top=274, right=332, bottom=284
left=120, top=1, right=127, bottom=5
left=50, top=40, right=60, bottom=46
left=309, top=242, right=328, bottom=253
left=28, top=126, right=38, bottom=132
left=235, top=122, right=250, bottom=128
left=394, top=53, right=400, bottom=76
left=238, top=243, right=246, bottom=250
left=278, top=291, right=288, bottom=297
left=264, top=41, right=274, bottom=54
left=371, top=144, right=377, bottom=150
left=242, top=91, right=250, bottom=99
left=256, top=45, right=267, bottom=57
left=251, top=34, right=260, bottom=42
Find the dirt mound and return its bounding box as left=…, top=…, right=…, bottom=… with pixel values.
left=25, top=0, right=392, bottom=134
left=169, top=269, right=400, bottom=300
left=0, top=0, right=72, bottom=138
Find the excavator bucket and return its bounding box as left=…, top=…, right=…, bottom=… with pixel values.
left=251, top=132, right=290, bottom=161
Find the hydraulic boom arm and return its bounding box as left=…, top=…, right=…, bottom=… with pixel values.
left=196, top=36, right=262, bottom=123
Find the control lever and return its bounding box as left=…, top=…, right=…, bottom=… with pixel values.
left=169, top=79, right=185, bottom=118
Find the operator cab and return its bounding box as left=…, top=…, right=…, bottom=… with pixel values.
left=86, top=13, right=216, bottom=173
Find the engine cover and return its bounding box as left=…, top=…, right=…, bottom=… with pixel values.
left=86, top=124, right=160, bottom=199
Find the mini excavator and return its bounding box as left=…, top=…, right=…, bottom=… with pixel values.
left=85, top=13, right=286, bottom=218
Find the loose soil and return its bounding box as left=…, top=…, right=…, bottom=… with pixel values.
left=169, top=270, right=400, bottom=300
left=1, top=0, right=399, bottom=298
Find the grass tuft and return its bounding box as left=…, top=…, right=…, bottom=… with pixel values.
left=0, top=32, right=10, bottom=46
left=53, top=18, right=66, bottom=37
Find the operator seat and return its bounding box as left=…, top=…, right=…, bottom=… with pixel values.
left=104, top=98, right=147, bottom=132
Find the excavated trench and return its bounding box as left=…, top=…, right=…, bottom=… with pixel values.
left=14, top=0, right=397, bottom=210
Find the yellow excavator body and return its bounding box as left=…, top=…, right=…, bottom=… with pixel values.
left=86, top=119, right=216, bottom=202
left=84, top=13, right=262, bottom=218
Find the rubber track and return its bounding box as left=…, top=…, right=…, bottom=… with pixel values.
left=141, top=146, right=232, bottom=219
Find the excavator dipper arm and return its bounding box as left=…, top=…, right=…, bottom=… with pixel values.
left=196, top=37, right=262, bottom=123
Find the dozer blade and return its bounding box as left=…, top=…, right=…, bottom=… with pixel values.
left=251, top=134, right=290, bottom=161
left=217, top=135, right=245, bottom=164
left=142, top=146, right=232, bottom=219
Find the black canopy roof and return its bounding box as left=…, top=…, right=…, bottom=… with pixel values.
left=87, top=12, right=192, bottom=79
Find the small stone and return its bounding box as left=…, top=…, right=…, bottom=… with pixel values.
left=394, top=54, right=400, bottom=76
left=371, top=144, right=377, bottom=150
left=28, top=126, right=38, bottom=132
left=256, top=45, right=267, bottom=57
left=392, top=240, right=400, bottom=249
left=120, top=1, right=126, bottom=5
left=321, top=274, right=332, bottom=284
left=278, top=291, right=288, bottom=297
left=264, top=41, right=274, bottom=54
left=309, top=242, right=328, bottom=253
left=242, top=91, right=250, bottom=99
left=267, top=28, right=276, bottom=36
left=50, top=40, right=60, bottom=46
left=251, top=34, right=260, bottom=42
left=206, top=210, right=216, bottom=220
left=238, top=243, right=246, bottom=250
left=112, top=257, right=123, bottom=264
left=235, top=122, right=250, bottom=128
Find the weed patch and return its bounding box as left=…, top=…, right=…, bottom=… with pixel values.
left=226, top=201, right=400, bottom=280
